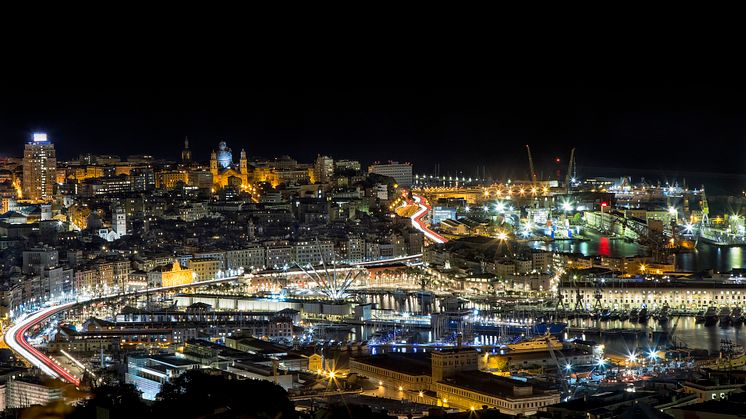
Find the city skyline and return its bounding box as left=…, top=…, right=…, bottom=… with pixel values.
left=2, top=87, right=745, bottom=182
left=3, top=85, right=746, bottom=417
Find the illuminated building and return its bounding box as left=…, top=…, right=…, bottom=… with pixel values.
left=225, top=247, right=266, bottom=271
left=155, top=170, right=189, bottom=190
left=187, top=258, right=221, bottom=281
left=126, top=354, right=200, bottom=400
left=335, top=159, right=361, bottom=172
left=80, top=175, right=133, bottom=197
left=561, top=279, right=746, bottom=311
left=2, top=378, right=62, bottom=410
left=368, top=161, right=413, bottom=187
left=68, top=204, right=92, bottom=230
left=314, top=155, right=334, bottom=184
left=22, top=133, right=57, bottom=202
left=350, top=348, right=559, bottom=415
left=210, top=141, right=248, bottom=189
left=292, top=240, right=335, bottom=265
left=160, top=261, right=194, bottom=287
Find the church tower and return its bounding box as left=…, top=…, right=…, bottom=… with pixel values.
left=210, top=150, right=218, bottom=178
left=239, top=149, right=249, bottom=185
left=240, top=149, right=248, bottom=174
left=181, top=136, right=192, bottom=163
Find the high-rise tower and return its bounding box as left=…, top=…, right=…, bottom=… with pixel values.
left=23, top=133, right=57, bottom=202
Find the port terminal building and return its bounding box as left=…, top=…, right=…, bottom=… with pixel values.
left=560, top=279, right=746, bottom=311
left=349, top=348, right=560, bottom=416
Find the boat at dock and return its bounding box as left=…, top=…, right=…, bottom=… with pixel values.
left=704, top=306, right=718, bottom=326
left=695, top=310, right=705, bottom=324
left=507, top=334, right=563, bottom=353
left=733, top=307, right=744, bottom=326
left=719, top=307, right=732, bottom=327
left=658, top=307, right=669, bottom=324
left=638, top=307, right=649, bottom=323
left=629, top=308, right=639, bottom=321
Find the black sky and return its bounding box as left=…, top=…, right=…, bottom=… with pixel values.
left=1, top=86, right=744, bottom=184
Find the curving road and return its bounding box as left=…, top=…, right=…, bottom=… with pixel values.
left=5, top=302, right=80, bottom=385
left=411, top=194, right=448, bottom=244
left=3, top=275, right=248, bottom=386
left=4, top=255, right=426, bottom=386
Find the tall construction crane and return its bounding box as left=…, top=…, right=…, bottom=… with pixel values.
left=565, top=148, right=576, bottom=193
left=526, top=145, right=538, bottom=183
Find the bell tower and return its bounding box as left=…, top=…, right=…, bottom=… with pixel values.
left=239, top=148, right=249, bottom=186
left=181, top=136, right=192, bottom=163
left=210, top=150, right=218, bottom=178
left=240, top=149, right=248, bottom=173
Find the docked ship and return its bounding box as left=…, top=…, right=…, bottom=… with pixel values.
left=720, top=307, right=733, bottom=327
left=629, top=308, right=639, bottom=321
left=705, top=307, right=719, bottom=326
left=507, top=334, right=563, bottom=353
left=486, top=321, right=567, bottom=336
left=533, top=322, right=567, bottom=335
left=733, top=307, right=743, bottom=326
left=657, top=307, right=669, bottom=324
left=695, top=310, right=705, bottom=323
left=638, top=307, right=649, bottom=323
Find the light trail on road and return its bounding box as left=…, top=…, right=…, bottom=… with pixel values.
left=410, top=194, right=447, bottom=243
left=4, top=254, right=423, bottom=385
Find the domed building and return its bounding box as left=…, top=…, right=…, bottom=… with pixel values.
left=210, top=141, right=249, bottom=189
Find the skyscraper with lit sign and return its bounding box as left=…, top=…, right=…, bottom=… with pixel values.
left=22, top=133, right=57, bottom=202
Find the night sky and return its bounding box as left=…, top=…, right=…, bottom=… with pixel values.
left=1, top=86, right=744, bottom=187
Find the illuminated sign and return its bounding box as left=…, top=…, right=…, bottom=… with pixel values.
left=33, top=133, right=48, bottom=142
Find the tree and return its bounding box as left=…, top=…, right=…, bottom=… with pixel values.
left=154, top=370, right=295, bottom=419
left=68, top=383, right=149, bottom=419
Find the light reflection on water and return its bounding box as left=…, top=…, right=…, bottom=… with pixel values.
left=566, top=316, right=746, bottom=356
left=320, top=317, right=746, bottom=357
left=529, top=230, right=746, bottom=273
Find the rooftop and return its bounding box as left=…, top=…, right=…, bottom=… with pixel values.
left=353, top=353, right=432, bottom=377
left=440, top=371, right=541, bottom=399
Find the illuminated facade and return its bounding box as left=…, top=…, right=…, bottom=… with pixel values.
left=210, top=141, right=248, bottom=189
left=161, top=261, right=194, bottom=287
left=22, top=133, right=57, bottom=202
left=368, top=161, right=412, bottom=187
left=156, top=170, right=189, bottom=190
left=561, top=280, right=746, bottom=310
left=187, top=258, right=221, bottom=281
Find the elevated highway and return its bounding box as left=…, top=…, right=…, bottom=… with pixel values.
left=3, top=255, right=424, bottom=386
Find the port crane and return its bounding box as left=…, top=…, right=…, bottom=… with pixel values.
left=544, top=334, right=571, bottom=398
left=564, top=147, right=576, bottom=193
left=526, top=145, right=538, bottom=184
